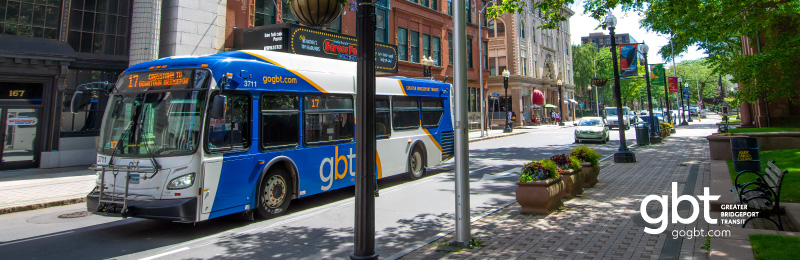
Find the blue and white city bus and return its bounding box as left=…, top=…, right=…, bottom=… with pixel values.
left=76, top=50, right=454, bottom=222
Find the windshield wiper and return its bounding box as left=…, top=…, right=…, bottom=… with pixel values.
left=108, top=121, right=135, bottom=167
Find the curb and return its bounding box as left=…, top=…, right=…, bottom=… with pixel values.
left=0, top=197, right=86, bottom=215
left=468, top=131, right=527, bottom=143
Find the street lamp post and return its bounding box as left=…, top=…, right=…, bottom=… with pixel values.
left=557, top=79, right=565, bottom=126
left=678, top=78, right=687, bottom=125
left=639, top=43, right=661, bottom=144
left=686, top=83, right=693, bottom=122
left=503, top=70, right=512, bottom=133
left=605, top=13, right=636, bottom=163
left=421, top=56, right=433, bottom=78
left=502, top=69, right=512, bottom=132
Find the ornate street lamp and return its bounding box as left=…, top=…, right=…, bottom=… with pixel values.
left=502, top=69, right=512, bottom=133
left=639, top=43, right=661, bottom=144
left=605, top=13, right=636, bottom=163
left=289, top=0, right=343, bottom=27
left=421, top=56, right=433, bottom=78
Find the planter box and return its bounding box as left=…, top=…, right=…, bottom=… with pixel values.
left=560, top=169, right=584, bottom=199
left=706, top=132, right=800, bottom=160
left=515, top=178, right=564, bottom=215
left=581, top=162, right=600, bottom=188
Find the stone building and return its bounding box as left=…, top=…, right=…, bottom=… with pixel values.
left=485, top=2, right=575, bottom=127
left=580, top=31, right=636, bottom=49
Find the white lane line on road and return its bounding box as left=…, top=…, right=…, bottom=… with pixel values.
left=139, top=247, right=190, bottom=260
left=0, top=231, right=74, bottom=247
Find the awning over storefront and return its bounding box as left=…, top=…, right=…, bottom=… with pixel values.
left=543, top=104, right=558, bottom=109
left=569, top=99, right=578, bottom=104
left=532, top=90, right=545, bottom=106
left=529, top=104, right=542, bottom=109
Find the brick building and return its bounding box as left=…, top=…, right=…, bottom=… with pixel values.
left=580, top=31, right=637, bottom=49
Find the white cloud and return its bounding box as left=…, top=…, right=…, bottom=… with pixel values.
left=568, top=2, right=706, bottom=65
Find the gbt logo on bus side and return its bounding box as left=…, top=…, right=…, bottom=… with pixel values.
left=319, top=146, right=356, bottom=191
left=639, top=182, right=721, bottom=234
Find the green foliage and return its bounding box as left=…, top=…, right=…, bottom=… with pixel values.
left=750, top=234, right=800, bottom=260
left=569, top=156, right=582, bottom=171
left=570, top=146, right=601, bottom=165
left=726, top=149, right=800, bottom=202
left=520, top=159, right=561, bottom=182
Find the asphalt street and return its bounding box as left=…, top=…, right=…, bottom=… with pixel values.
left=0, top=126, right=636, bottom=259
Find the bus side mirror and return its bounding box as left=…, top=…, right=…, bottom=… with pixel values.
left=70, top=90, right=91, bottom=113
left=210, top=95, right=227, bottom=119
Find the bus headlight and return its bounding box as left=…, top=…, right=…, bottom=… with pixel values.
left=167, top=173, right=195, bottom=190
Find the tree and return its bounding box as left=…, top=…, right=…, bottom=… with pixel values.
left=488, top=0, right=800, bottom=104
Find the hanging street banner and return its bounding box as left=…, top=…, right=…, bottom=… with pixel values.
left=668, top=76, right=679, bottom=93
left=618, top=43, right=639, bottom=77
left=683, top=87, right=691, bottom=100
left=650, top=64, right=665, bottom=86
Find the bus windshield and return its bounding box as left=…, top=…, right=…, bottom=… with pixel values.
left=98, top=70, right=209, bottom=157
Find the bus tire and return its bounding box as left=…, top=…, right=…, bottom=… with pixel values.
left=406, top=146, right=427, bottom=180
left=255, top=167, right=293, bottom=219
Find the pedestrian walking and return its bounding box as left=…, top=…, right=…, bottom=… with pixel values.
left=521, top=113, right=526, bottom=126
left=556, top=112, right=561, bottom=124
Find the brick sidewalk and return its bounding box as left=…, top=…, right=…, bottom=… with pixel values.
left=400, top=123, right=718, bottom=259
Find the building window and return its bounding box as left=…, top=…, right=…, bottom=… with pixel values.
left=488, top=57, right=496, bottom=75
left=1, top=0, right=61, bottom=39
left=421, top=0, right=437, bottom=10
left=254, top=0, right=276, bottom=26
left=520, top=50, right=527, bottom=76
left=519, top=20, right=524, bottom=38
left=432, top=36, right=441, bottom=66
left=487, top=20, right=495, bottom=37
left=465, top=0, right=472, bottom=24
left=303, top=94, right=354, bottom=145
left=423, top=33, right=430, bottom=61
left=68, top=0, right=131, bottom=55
left=398, top=27, right=408, bottom=61
left=376, top=0, right=389, bottom=43
left=448, top=0, right=452, bottom=16
left=482, top=40, right=488, bottom=70
left=410, top=29, right=419, bottom=63
left=325, top=16, right=342, bottom=34
left=531, top=27, right=535, bottom=43
left=61, top=69, right=121, bottom=136
left=282, top=2, right=299, bottom=24
left=482, top=2, right=488, bottom=27
left=496, top=20, right=505, bottom=37
left=448, top=32, right=453, bottom=65
left=468, top=87, right=479, bottom=112
left=466, top=37, right=472, bottom=69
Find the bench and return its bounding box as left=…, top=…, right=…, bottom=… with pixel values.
left=732, top=160, right=790, bottom=230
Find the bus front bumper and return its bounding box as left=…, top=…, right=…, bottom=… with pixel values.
left=86, top=192, right=197, bottom=222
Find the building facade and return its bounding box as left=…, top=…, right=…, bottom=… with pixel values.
left=580, top=32, right=637, bottom=48
left=485, top=2, right=575, bottom=127
left=0, top=0, right=494, bottom=170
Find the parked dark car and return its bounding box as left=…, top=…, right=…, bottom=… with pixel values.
left=637, top=115, right=661, bottom=133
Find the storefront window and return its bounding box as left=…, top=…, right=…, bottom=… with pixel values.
left=67, top=0, right=131, bottom=55
left=61, top=69, right=121, bottom=136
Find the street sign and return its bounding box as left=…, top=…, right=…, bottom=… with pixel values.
left=490, top=93, right=500, bottom=97
left=698, top=100, right=703, bottom=105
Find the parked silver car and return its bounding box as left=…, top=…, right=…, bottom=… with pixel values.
left=575, top=117, right=610, bottom=144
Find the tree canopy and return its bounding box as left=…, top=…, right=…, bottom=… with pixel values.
left=488, top=0, right=800, bottom=104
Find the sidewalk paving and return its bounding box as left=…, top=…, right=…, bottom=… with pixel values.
left=0, top=127, right=538, bottom=215
left=399, top=117, right=721, bottom=259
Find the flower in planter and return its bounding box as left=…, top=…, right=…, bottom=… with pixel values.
left=519, top=159, right=560, bottom=182
left=570, top=146, right=601, bottom=165
left=550, top=154, right=570, bottom=169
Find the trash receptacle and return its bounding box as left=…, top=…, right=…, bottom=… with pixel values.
left=731, top=137, right=760, bottom=172
left=635, top=124, right=650, bottom=146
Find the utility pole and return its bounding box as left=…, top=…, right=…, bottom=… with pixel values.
left=452, top=0, right=471, bottom=247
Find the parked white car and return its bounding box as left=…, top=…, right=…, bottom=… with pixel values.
left=605, top=106, right=631, bottom=130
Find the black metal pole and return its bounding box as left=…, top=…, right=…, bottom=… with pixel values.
left=643, top=51, right=660, bottom=143
left=664, top=78, right=671, bottom=125
left=558, top=84, right=564, bottom=126
left=609, top=26, right=635, bottom=163
left=503, top=77, right=511, bottom=132
left=352, top=0, right=378, bottom=258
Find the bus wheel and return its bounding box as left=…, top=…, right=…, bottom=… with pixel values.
left=407, top=147, right=426, bottom=180
left=256, top=168, right=293, bottom=219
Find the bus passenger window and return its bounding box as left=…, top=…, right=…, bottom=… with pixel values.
left=304, top=95, right=354, bottom=145
left=376, top=96, right=390, bottom=139
left=261, top=93, right=299, bottom=148
left=392, top=96, right=419, bottom=130
left=421, top=97, right=444, bottom=127
left=207, top=93, right=250, bottom=152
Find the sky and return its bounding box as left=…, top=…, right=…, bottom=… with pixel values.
left=567, top=1, right=707, bottom=65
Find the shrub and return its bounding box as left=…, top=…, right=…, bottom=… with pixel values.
left=520, top=159, right=560, bottom=182
left=569, top=156, right=582, bottom=171
left=570, top=146, right=601, bottom=165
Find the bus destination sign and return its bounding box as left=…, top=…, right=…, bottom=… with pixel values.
left=119, top=70, right=194, bottom=92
